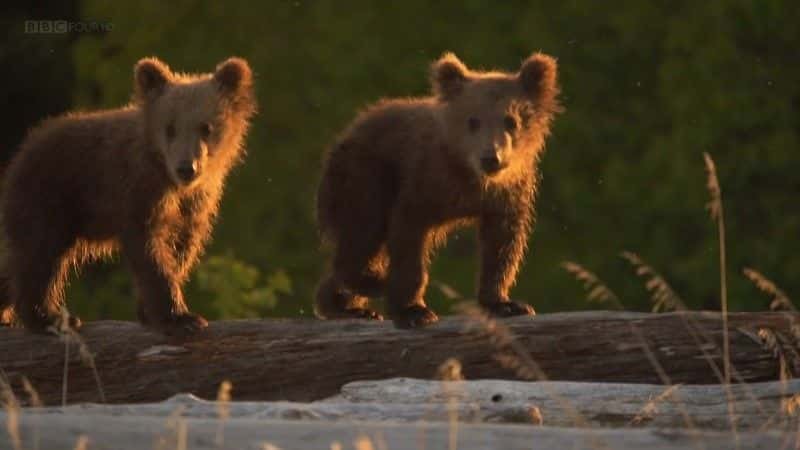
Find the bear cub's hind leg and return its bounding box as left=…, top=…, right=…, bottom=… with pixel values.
left=315, top=231, right=387, bottom=320
left=0, top=275, right=14, bottom=326
left=315, top=275, right=383, bottom=320
left=9, top=236, right=82, bottom=333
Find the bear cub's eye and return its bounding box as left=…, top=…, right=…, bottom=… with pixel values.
left=199, top=122, right=213, bottom=140
left=467, top=117, right=481, bottom=133
left=503, top=115, right=518, bottom=133
left=166, top=123, right=176, bottom=141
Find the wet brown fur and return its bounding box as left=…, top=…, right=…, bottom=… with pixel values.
left=316, top=52, right=561, bottom=328
left=0, top=57, right=256, bottom=335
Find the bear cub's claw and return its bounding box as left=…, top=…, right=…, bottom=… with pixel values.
left=0, top=308, right=15, bottom=327
left=485, top=300, right=536, bottom=318
left=343, top=308, right=384, bottom=320
left=65, top=315, right=83, bottom=331
left=24, top=313, right=83, bottom=335
left=392, top=304, right=439, bottom=329
left=151, top=312, right=209, bottom=337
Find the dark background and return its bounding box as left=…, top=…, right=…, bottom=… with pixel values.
left=2, top=1, right=798, bottom=321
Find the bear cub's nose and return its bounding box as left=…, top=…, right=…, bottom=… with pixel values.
left=480, top=155, right=503, bottom=174
left=176, top=162, right=197, bottom=182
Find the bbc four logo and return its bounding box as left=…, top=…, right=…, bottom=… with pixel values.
left=25, top=20, right=113, bottom=34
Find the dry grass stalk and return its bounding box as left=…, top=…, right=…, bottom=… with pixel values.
left=703, top=153, right=723, bottom=221
left=561, top=261, right=624, bottom=309
left=59, top=307, right=70, bottom=407
left=703, top=152, right=730, bottom=382
left=620, top=251, right=686, bottom=312
left=673, top=319, right=769, bottom=419
left=215, top=380, right=232, bottom=447
left=629, top=383, right=684, bottom=425
left=0, top=373, right=21, bottom=450
left=760, top=387, right=800, bottom=439
left=20, top=376, right=41, bottom=450
left=20, top=377, right=42, bottom=408
left=73, top=435, right=89, bottom=450
left=795, top=418, right=800, bottom=450
left=457, top=305, right=610, bottom=441
left=743, top=268, right=795, bottom=311
left=415, top=357, right=466, bottom=450
left=628, top=324, right=702, bottom=439
left=51, top=306, right=106, bottom=405
left=756, top=328, right=800, bottom=382
left=621, top=252, right=767, bottom=417
left=176, top=418, right=187, bottom=450
left=436, top=358, right=463, bottom=450
left=529, top=406, right=544, bottom=425
left=680, top=319, right=769, bottom=421
left=354, top=435, right=375, bottom=450
left=172, top=406, right=188, bottom=450
left=703, top=152, right=737, bottom=447
left=782, top=394, right=800, bottom=417
left=154, top=405, right=188, bottom=450
left=436, top=358, right=464, bottom=382
left=433, top=281, right=464, bottom=301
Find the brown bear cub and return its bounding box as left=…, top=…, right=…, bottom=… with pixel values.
left=0, top=57, right=256, bottom=335
left=316, top=52, right=561, bottom=328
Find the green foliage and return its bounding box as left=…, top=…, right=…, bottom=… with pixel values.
left=191, top=254, right=292, bottom=319
left=65, top=263, right=135, bottom=321
left=13, top=0, right=796, bottom=319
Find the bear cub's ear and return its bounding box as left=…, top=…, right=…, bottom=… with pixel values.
left=134, top=57, right=173, bottom=101
left=431, top=52, right=468, bottom=100
left=214, top=57, right=253, bottom=94
left=519, top=53, right=558, bottom=103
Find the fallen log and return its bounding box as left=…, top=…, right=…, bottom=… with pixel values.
left=334, top=378, right=800, bottom=430
left=4, top=411, right=790, bottom=450
left=22, top=378, right=800, bottom=430
left=0, top=311, right=794, bottom=405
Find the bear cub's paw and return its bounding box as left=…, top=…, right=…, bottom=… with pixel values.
left=148, top=312, right=209, bottom=337
left=343, top=308, right=384, bottom=321
left=0, top=308, right=16, bottom=327
left=24, top=313, right=83, bottom=335
left=485, top=300, right=536, bottom=318
left=392, top=304, right=439, bottom=329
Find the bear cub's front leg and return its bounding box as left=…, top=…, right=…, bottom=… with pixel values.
left=385, top=220, right=440, bottom=329
left=477, top=208, right=536, bottom=319
left=124, top=233, right=208, bottom=337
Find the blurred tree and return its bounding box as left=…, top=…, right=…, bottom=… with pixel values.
left=5, top=0, right=797, bottom=320
left=0, top=1, right=77, bottom=165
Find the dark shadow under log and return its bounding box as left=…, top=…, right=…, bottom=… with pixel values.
left=0, top=311, right=792, bottom=405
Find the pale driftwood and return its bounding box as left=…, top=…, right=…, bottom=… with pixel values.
left=0, top=311, right=793, bottom=405
left=334, top=378, right=800, bottom=430
left=22, top=378, right=800, bottom=431
left=0, top=411, right=790, bottom=450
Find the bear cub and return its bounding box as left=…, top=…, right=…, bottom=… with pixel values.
left=0, top=57, right=256, bottom=335
left=316, top=52, right=561, bottom=328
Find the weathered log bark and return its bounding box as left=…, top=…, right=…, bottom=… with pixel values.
left=0, top=311, right=794, bottom=405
